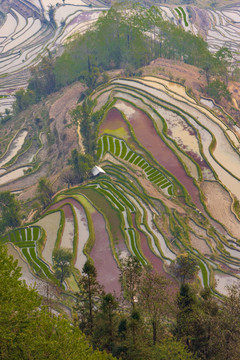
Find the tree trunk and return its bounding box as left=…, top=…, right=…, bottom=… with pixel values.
left=152, top=320, right=157, bottom=345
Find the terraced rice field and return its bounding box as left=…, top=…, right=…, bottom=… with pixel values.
left=2, top=1, right=240, bottom=296
left=88, top=75, right=240, bottom=295
left=3, top=226, right=53, bottom=278
left=159, top=3, right=240, bottom=62
left=2, top=2, right=240, bottom=114
left=0, top=0, right=107, bottom=114
left=1, top=72, right=240, bottom=296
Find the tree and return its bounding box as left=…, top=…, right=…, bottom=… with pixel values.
left=174, top=283, right=198, bottom=349
left=68, top=149, right=95, bottom=183
left=14, top=88, right=36, bottom=112
left=36, top=177, right=54, bottom=208
left=70, top=99, right=97, bottom=155
left=28, top=56, right=56, bottom=100
left=75, top=260, right=104, bottom=335
left=60, top=167, right=75, bottom=188
left=138, top=270, right=172, bottom=345
left=152, top=338, right=196, bottom=360
left=0, top=245, right=116, bottom=360
left=170, top=253, right=199, bottom=284
left=174, top=284, right=221, bottom=359
left=211, top=284, right=240, bottom=360
left=119, top=255, right=143, bottom=310
left=93, top=293, right=119, bottom=352
left=0, top=191, right=21, bottom=233
left=215, top=47, right=232, bottom=84
left=48, top=5, right=56, bottom=27
left=206, top=79, right=231, bottom=103
left=52, top=248, right=72, bottom=284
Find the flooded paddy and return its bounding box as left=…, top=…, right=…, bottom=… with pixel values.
left=36, top=211, right=61, bottom=265
left=0, top=130, right=27, bottom=168
left=0, top=166, right=30, bottom=186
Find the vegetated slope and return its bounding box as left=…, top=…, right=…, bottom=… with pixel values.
left=0, top=81, right=85, bottom=200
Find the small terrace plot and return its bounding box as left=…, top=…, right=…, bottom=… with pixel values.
left=98, top=134, right=174, bottom=196
left=5, top=226, right=52, bottom=278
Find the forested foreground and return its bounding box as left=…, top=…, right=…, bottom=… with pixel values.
left=13, top=3, right=231, bottom=113
left=2, top=244, right=240, bottom=360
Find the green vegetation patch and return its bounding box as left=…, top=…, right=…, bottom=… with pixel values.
left=101, top=181, right=135, bottom=212
left=120, top=141, right=127, bottom=158
left=179, top=7, right=188, bottom=26
left=115, top=139, right=121, bottom=157
left=99, top=188, right=125, bottom=211
left=79, top=188, right=124, bottom=243
left=98, top=134, right=174, bottom=194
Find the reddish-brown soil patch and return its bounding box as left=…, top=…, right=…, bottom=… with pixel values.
left=49, top=200, right=73, bottom=218
left=131, top=214, right=176, bottom=285
left=48, top=197, right=122, bottom=294
left=132, top=214, right=179, bottom=294
left=90, top=210, right=121, bottom=296
left=99, top=107, right=130, bottom=135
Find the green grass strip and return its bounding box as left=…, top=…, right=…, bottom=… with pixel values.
left=128, top=228, right=145, bottom=265
left=97, top=139, right=102, bottom=159
left=21, top=229, right=26, bottom=241
left=109, top=136, right=115, bottom=154
left=15, top=231, right=21, bottom=242
left=120, top=141, right=127, bottom=158
left=133, top=156, right=142, bottom=166
left=161, top=182, right=171, bottom=189
left=168, top=186, right=173, bottom=196
left=175, top=7, right=182, bottom=17
left=101, top=181, right=135, bottom=212
left=99, top=189, right=125, bottom=211
left=15, top=242, right=35, bottom=248
left=179, top=6, right=188, bottom=26
left=22, top=248, right=40, bottom=273
left=146, top=168, right=156, bottom=176
left=138, top=159, right=146, bottom=167
left=158, top=179, right=168, bottom=186
left=125, top=150, right=133, bottom=161
left=27, top=228, right=31, bottom=239
left=33, top=227, right=40, bottom=240
left=141, top=163, right=149, bottom=170
left=29, top=248, right=52, bottom=278
left=152, top=176, right=164, bottom=183
left=115, top=138, right=121, bottom=157
left=103, top=135, right=108, bottom=153
left=129, top=153, right=138, bottom=163
left=148, top=171, right=161, bottom=180
left=149, top=173, right=164, bottom=182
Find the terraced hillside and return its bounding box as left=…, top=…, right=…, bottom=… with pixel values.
left=2, top=75, right=240, bottom=298
left=159, top=3, right=240, bottom=62
left=0, top=0, right=107, bottom=113
left=1, top=0, right=240, bottom=300
left=2, top=1, right=240, bottom=115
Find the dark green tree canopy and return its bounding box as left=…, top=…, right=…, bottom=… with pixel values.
left=52, top=248, right=73, bottom=284
left=0, top=191, right=21, bottom=233
left=0, top=245, right=116, bottom=360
